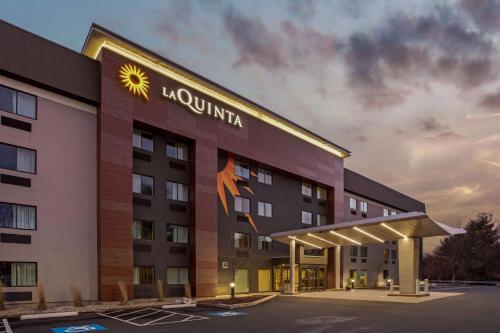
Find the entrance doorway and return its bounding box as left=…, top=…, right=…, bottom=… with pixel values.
left=300, top=266, right=326, bottom=291
left=358, top=270, right=368, bottom=288
left=273, top=265, right=299, bottom=292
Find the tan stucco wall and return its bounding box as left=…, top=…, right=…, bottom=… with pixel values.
left=0, top=76, right=97, bottom=302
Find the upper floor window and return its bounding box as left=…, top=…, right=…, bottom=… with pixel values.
left=391, top=211, right=397, bottom=216
left=257, top=201, right=272, bottom=217
left=258, top=235, right=272, bottom=250
left=301, top=183, right=312, bottom=197
left=166, top=181, right=188, bottom=202
left=360, top=201, right=368, bottom=213
left=133, top=173, right=154, bottom=195
left=301, top=211, right=312, bottom=225
left=234, top=232, right=251, bottom=248
left=257, top=168, right=272, bottom=185
left=349, top=197, right=357, bottom=210
left=317, top=187, right=327, bottom=200
left=384, top=249, right=390, bottom=260
left=235, top=196, right=250, bottom=214
left=383, top=208, right=389, bottom=217
left=361, top=246, right=368, bottom=257
left=133, top=266, right=154, bottom=285
left=317, top=214, right=327, bottom=226
left=166, top=141, right=188, bottom=161
left=0, top=143, right=36, bottom=174
left=166, top=224, right=188, bottom=243
left=350, top=246, right=358, bottom=257
left=0, top=85, right=36, bottom=119
left=133, top=128, right=153, bottom=152
left=133, top=220, right=154, bottom=240
left=0, top=262, right=37, bottom=287
left=0, top=202, right=36, bottom=230
left=166, top=267, right=189, bottom=284
left=235, top=160, right=250, bottom=179
left=391, top=249, right=398, bottom=260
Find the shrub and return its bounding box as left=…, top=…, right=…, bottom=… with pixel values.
left=37, top=284, right=48, bottom=311
left=0, top=281, right=5, bottom=311
left=70, top=286, right=83, bottom=307
left=183, top=283, right=191, bottom=299
left=156, top=279, right=165, bottom=302
left=117, top=281, right=128, bottom=305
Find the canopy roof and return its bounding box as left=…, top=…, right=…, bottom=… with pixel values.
left=271, top=212, right=465, bottom=249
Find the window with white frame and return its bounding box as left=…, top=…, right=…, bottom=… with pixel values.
left=0, top=203, right=36, bottom=230
left=234, top=196, right=250, bottom=213
left=133, top=266, right=154, bottom=285
left=166, top=267, right=189, bottom=284
left=349, top=197, right=357, bottom=210
left=234, top=232, right=251, bottom=248
left=317, top=214, right=327, bottom=226
left=166, top=181, right=188, bottom=201
left=0, top=143, right=36, bottom=174
left=317, top=187, right=327, bottom=200
left=0, top=262, right=37, bottom=287
left=391, top=211, right=397, bottom=216
left=133, top=174, right=154, bottom=195
left=258, top=236, right=272, bottom=250
left=133, top=128, right=154, bottom=152
left=301, top=211, right=312, bottom=225
left=235, top=160, right=250, bottom=179
left=257, top=201, right=272, bottom=217
left=301, top=183, right=312, bottom=197
left=383, top=208, right=389, bottom=216
left=257, top=168, right=272, bottom=185
left=133, top=220, right=154, bottom=240
left=0, top=85, right=37, bottom=119
left=360, top=201, right=368, bottom=213
left=166, top=141, right=188, bottom=161
left=166, top=224, right=188, bottom=243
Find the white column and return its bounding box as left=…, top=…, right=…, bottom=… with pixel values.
left=289, top=239, right=296, bottom=294
left=398, top=238, right=420, bottom=294
left=335, top=246, right=341, bottom=289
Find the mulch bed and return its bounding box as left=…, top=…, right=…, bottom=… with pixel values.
left=197, top=295, right=268, bottom=305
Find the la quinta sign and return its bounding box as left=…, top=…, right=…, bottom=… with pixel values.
left=162, top=87, right=243, bottom=128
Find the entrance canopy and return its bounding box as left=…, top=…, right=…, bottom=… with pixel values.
left=271, top=212, right=465, bottom=249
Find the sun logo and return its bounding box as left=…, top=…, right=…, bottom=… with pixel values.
left=118, top=64, right=150, bottom=101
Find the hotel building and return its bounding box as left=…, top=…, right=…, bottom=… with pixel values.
left=0, top=20, right=431, bottom=303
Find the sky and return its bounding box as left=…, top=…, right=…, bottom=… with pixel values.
left=2, top=0, right=499, bottom=244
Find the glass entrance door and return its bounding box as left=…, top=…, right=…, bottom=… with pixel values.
left=273, top=265, right=299, bottom=292
left=300, top=266, right=326, bottom=291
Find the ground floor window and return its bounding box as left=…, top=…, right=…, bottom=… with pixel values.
left=0, top=262, right=37, bottom=287
left=235, top=268, right=249, bottom=293
left=133, top=266, right=154, bottom=285
left=258, top=269, right=272, bottom=292
left=166, top=267, right=189, bottom=284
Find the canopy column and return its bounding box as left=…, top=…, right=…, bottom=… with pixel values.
left=398, top=238, right=421, bottom=294
left=335, top=246, right=341, bottom=289
left=289, top=238, right=296, bottom=294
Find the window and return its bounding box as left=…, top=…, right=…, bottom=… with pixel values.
left=361, top=246, right=368, bottom=257
left=133, top=128, right=154, bottom=152
left=301, top=211, right=312, bottom=225
left=166, top=141, right=188, bottom=161
left=360, top=201, right=368, bottom=213
left=391, top=211, right=397, bottom=216
left=0, top=143, right=36, bottom=173
left=383, top=208, right=389, bottom=217
left=316, top=214, right=327, bottom=226
left=349, top=197, right=357, bottom=210
left=0, top=203, right=36, bottom=230
left=257, top=168, right=272, bottom=185
left=235, top=196, right=250, bottom=213
left=133, top=174, right=154, bottom=195
left=132, top=220, right=154, bottom=240
left=301, top=183, right=312, bottom=197
left=166, top=181, right=188, bottom=201
left=391, top=250, right=398, bottom=260
left=133, top=266, right=154, bottom=285
left=166, top=224, right=188, bottom=243
left=0, top=85, right=36, bottom=119
left=317, top=187, right=327, bottom=200
left=257, top=201, right=272, bottom=217
left=258, top=236, right=272, bottom=250
left=235, top=160, right=250, bottom=179
left=304, top=249, right=324, bottom=256
left=383, top=269, right=389, bottom=279
left=0, top=262, right=37, bottom=287
left=234, top=232, right=250, bottom=248
left=166, top=267, right=189, bottom=284
left=350, top=246, right=358, bottom=257
left=384, top=249, right=390, bottom=260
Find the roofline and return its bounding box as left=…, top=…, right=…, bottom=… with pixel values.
left=82, top=23, right=351, bottom=158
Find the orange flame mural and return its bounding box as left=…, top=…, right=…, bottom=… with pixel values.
left=217, top=157, right=258, bottom=232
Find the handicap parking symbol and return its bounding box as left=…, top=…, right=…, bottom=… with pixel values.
left=208, top=311, right=247, bottom=317
left=51, top=324, right=108, bottom=333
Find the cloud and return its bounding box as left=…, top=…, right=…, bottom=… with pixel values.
left=418, top=117, right=446, bottom=131
left=479, top=91, right=500, bottom=111
left=156, top=1, right=192, bottom=44
left=287, top=0, right=317, bottom=21
left=460, top=0, right=500, bottom=32
left=426, top=131, right=462, bottom=141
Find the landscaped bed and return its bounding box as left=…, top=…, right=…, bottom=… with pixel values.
left=197, top=294, right=276, bottom=309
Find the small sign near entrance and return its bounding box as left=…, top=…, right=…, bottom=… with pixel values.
left=208, top=311, right=247, bottom=317
left=51, top=324, right=108, bottom=333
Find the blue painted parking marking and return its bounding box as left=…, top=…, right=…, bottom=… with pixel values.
left=51, top=324, right=107, bottom=333
left=208, top=311, right=247, bottom=317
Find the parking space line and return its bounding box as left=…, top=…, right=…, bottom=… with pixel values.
left=114, top=308, right=149, bottom=318
left=128, top=309, right=163, bottom=321
left=98, top=312, right=143, bottom=326
left=1, top=319, right=13, bottom=333
left=142, top=313, right=177, bottom=325
left=98, top=307, right=210, bottom=326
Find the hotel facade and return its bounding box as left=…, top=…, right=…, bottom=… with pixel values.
left=0, top=21, right=428, bottom=303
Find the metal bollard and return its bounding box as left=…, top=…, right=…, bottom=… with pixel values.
left=388, top=279, right=394, bottom=294
left=415, top=279, right=420, bottom=295
left=424, top=279, right=429, bottom=294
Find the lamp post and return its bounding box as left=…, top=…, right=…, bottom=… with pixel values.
left=230, top=282, right=235, bottom=299
left=350, top=278, right=355, bottom=290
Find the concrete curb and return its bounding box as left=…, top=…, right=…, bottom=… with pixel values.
left=20, top=311, right=78, bottom=320
left=162, top=303, right=197, bottom=309
left=197, top=294, right=276, bottom=310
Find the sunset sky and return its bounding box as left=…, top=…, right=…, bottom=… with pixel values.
left=2, top=0, right=499, bottom=238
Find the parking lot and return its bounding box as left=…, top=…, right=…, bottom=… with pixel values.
left=3, top=286, right=500, bottom=333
